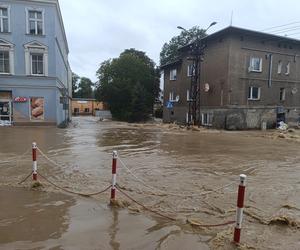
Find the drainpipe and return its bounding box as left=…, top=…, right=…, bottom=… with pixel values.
left=267, top=54, right=273, bottom=88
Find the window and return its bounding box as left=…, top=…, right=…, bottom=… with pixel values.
left=0, top=7, right=9, bottom=33
left=31, top=54, right=44, bottom=75
left=26, top=9, right=44, bottom=35
left=170, top=69, right=177, bottom=80
left=277, top=60, right=282, bottom=74
left=248, top=86, right=261, bottom=100
left=285, top=62, right=290, bottom=75
left=249, top=57, right=262, bottom=72
left=24, top=41, right=48, bottom=76
left=169, top=92, right=174, bottom=101
left=280, top=88, right=285, bottom=101
left=84, top=108, right=90, bottom=113
left=201, top=113, right=213, bottom=126
left=187, top=89, right=192, bottom=101
left=0, top=39, right=14, bottom=74
left=0, top=51, right=9, bottom=73
left=187, top=64, right=195, bottom=77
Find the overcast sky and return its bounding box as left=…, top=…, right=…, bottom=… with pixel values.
left=59, top=0, right=300, bottom=82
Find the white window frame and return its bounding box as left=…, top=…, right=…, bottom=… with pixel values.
left=201, top=113, right=213, bottom=126
left=249, top=57, right=262, bottom=72
left=277, top=60, right=282, bottom=74
left=0, top=5, right=10, bottom=33
left=170, top=69, right=177, bottom=81
left=24, top=41, right=48, bottom=76
left=187, top=64, right=195, bottom=77
left=0, top=39, right=14, bottom=75
left=30, top=53, right=44, bottom=76
left=26, top=7, right=45, bottom=35
left=285, top=62, right=290, bottom=75
left=248, top=86, right=261, bottom=100
left=169, top=92, right=174, bottom=101
left=186, top=89, right=193, bottom=101
left=279, top=88, right=286, bottom=101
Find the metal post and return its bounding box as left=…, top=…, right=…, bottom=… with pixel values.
left=110, top=151, right=118, bottom=201
left=32, top=142, right=38, bottom=181
left=234, top=174, right=247, bottom=244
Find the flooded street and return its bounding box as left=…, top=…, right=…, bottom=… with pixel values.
left=0, top=116, right=299, bottom=249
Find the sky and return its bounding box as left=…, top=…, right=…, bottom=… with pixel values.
left=59, top=0, right=300, bottom=82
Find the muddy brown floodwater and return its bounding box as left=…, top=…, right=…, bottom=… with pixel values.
left=0, top=116, right=299, bottom=249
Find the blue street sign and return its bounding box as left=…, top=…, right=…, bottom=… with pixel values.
left=166, top=101, right=173, bottom=109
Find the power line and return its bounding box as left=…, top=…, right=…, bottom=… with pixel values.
left=260, top=21, right=300, bottom=31
left=268, top=25, right=300, bottom=34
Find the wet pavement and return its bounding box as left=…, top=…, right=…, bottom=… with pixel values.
left=0, top=116, right=299, bottom=249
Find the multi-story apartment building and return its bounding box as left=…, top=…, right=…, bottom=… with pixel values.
left=0, top=0, right=71, bottom=126
left=162, top=26, right=300, bottom=129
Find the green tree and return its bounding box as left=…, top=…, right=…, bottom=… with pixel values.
left=95, top=49, right=160, bottom=122
left=77, top=77, right=94, bottom=98
left=159, top=26, right=206, bottom=65
left=72, top=72, right=80, bottom=97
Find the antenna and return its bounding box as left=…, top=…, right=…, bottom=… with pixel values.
left=230, top=10, right=233, bottom=26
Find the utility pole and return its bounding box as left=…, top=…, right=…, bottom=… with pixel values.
left=178, top=22, right=216, bottom=126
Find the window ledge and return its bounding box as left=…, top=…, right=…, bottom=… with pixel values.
left=0, top=32, right=11, bottom=35
left=249, top=70, right=262, bottom=73
left=248, top=98, right=260, bottom=101
left=25, top=33, right=46, bottom=38
left=28, top=74, right=46, bottom=77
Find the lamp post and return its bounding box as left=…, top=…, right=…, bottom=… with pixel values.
left=177, top=22, right=217, bottom=126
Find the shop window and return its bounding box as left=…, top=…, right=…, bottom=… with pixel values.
left=30, top=97, right=44, bottom=120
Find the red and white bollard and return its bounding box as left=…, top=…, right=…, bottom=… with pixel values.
left=32, top=142, right=38, bottom=181
left=233, top=174, right=247, bottom=244
left=110, top=151, right=118, bottom=201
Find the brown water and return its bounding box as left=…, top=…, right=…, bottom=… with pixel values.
left=0, top=117, right=299, bottom=249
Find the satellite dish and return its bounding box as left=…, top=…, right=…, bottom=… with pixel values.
left=204, top=83, right=210, bottom=92
left=291, top=87, right=298, bottom=95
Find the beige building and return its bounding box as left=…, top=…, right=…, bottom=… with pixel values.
left=72, top=98, right=106, bottom=116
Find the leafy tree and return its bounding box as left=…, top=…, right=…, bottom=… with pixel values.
left=129, top=82, right=149, bottom=122
left=72, top=72, right=80, bottom=97
left=95, top=49, right=160, bottom=122
left=160, top=26, right=206, bottom=65
left=77, top=77, right=94, bottom=98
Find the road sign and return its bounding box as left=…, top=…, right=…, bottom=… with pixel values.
left=166, top=101, right=173, bottom=109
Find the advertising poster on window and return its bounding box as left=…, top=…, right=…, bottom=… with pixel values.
left=30, top=97, right=44, bottom=120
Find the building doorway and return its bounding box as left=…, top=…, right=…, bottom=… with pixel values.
left=0, top=99, right=12, bottom=124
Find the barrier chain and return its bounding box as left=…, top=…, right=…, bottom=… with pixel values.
left=38, top=172, right=112, bottom=197
left=18, top=143, right=249, bottom=243
left=118, top=156, right=235, bottom=197
left=18, top=171, right=34, bottom=184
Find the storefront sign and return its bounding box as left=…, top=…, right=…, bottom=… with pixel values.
left=14, top=97, right=28, bottom=102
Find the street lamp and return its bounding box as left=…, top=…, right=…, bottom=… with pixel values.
left=177, top=22, right=217, bottom=126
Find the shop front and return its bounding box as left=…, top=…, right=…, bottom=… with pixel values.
left=0, top=91, right=12, bottom=126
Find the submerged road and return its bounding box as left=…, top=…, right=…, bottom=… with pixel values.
left=0, top=117, right=299, bottom=249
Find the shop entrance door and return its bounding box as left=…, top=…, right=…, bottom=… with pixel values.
left=0, top=99, right=12, bottom=125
